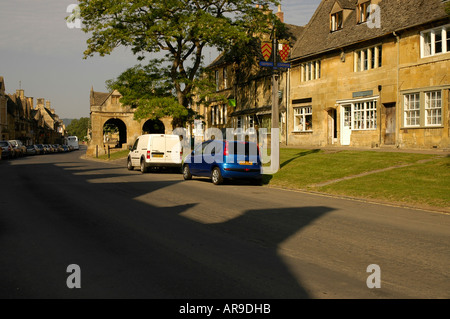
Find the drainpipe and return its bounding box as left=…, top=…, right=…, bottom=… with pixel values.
left=393, top=31, right=400, bottom=148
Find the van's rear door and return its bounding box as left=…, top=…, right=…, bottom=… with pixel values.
left=149, top=135, right=165, bottom=161
left=165, top=136, right=181, bottom=164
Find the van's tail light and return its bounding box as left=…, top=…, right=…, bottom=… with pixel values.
left=147, top=150, right=150, bottom=159
left=180, top=149, right=183, bottom=160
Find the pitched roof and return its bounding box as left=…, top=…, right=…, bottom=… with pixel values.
left=90, top=90, right=111, bottom=106
left=291, top=0, right=450, bottom=60
left=0, top=76, right=5, bottom=93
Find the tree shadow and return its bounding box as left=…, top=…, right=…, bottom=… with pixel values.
left=281, top=149, right=321, bottom=168
left=262, top=149, right=321, bottom=185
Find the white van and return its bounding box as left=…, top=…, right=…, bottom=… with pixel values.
left=127, top=134, right=182, bottom=173
left=67, top=136, right=79, bottom=150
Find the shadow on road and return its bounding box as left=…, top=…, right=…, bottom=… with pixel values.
left=0, top=153, right=334, bottom=298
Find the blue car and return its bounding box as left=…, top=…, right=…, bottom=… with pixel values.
left=182, top=139, right=262, bottom=185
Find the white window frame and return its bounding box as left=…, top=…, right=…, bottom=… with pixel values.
left=402, top=90, right=443, bottom=127
left=293, top=106, right=313, bottom=132
left=420, top=24, right=450, bottom=58
left=352, top=100, right=377, bottom=130
left=354, top=45, right=382, bottom=72
left=337, top=97, right=378, bottom=131
left=236, top=116, right=242, bottom=129
left=247, top=115, right=255, bottom=129
left=403, top=93, right=421, bottom=127
left=425, top=90, right=442, bottom=126
left=301, top=60, right=321, bottom=81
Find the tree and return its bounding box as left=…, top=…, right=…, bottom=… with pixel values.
left=66, top=117, right=90, bottom=141
left=77, top=0, right=280, bottom=125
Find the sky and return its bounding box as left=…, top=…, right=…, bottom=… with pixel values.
left=0, top=0, right=318, bottom=119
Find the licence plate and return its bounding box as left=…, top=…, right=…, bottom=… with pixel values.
left=239, top=161, right=253, bottom=165
left=152, top=153, right=164, bottom=158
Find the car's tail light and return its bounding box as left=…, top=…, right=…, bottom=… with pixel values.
left=223, top=141, right=229, bottom=156
left=147, top=150, right=150, bottom=159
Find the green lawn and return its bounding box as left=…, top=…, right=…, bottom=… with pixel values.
left=317, top=155, right=450, bottom=208
left=263, top=148, right=448, bottom=210
left=264, top=148, right=435, bottom=187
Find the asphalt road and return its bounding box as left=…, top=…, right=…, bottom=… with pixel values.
left=1, top=146, right=449, bottom=299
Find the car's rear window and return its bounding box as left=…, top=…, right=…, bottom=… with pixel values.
left=226, top=141, right=259, bottom=156
left=0, top=142, right=8, bottom=147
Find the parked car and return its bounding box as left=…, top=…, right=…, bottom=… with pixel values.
left=9, top=140, right=26, bottom=158
left=182, top=139, right=262, bottom=185
left=35, top=144, right=45, bottom=154
left=44, top=144, right=53, bottom=153
left=26, top=144, right=38, bottom=156
left=127, top=134, right=183, bottom=173
left=53, top=144, right=63, bottom=153
left=0, top=140, right=13, bottom=160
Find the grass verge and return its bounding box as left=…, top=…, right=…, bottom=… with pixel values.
left=263, top=148, right=449, bottom=210
left=96, top=149, right=129, bottom=161
left=317, top=155, right=450, bottom=209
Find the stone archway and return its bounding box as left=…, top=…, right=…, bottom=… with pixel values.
left=142, top=118, right=165, bottom=134
left=103, top=118, right=127, bottom=148
left=87, top=88, right=174, bottom=157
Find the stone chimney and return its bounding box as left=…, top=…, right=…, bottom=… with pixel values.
left=37, top=98, right=45, bottom=109
left=46, top=100, right=55, bottom=114
left=276, top=4, right=284, bottom=23
left=16, top=89, right=25, bottom=99
left=27, top=97, right=34, bottom=108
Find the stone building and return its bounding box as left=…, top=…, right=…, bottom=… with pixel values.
left=34, top=99, right=65, bottom=144
left=287, top=0, right=450, bottom=149
left=0, top=75, right=65, bottom=144
left=0, top=77, right=7, bottom=140
left=87, top=87, right=174, bottom=157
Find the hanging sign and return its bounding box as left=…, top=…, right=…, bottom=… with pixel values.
left=261, top=41, right=273, bottom=61
left=278, top=41, right=290, bottom=62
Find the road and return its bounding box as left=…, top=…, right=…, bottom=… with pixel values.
left=1, top=146, right=449, bottom=299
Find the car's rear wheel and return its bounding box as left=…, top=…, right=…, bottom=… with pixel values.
left=140, top=160, right=147, bottom=173
left=211, top=167, right=223, bottom=185
left=127, top=158, right=133, bottom=171
left=183, top=164, right=192, bottom=180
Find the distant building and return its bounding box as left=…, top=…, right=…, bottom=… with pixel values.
left=0, top=77, right=7, bottom=140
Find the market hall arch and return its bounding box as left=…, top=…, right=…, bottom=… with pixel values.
left=142, top=119, right=165, bottom=134
left=87, top=88, right=175, bottom=157
left=103, top=118, right=127, bottom=148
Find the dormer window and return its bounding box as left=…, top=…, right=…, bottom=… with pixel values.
left=331, top=11, right=343, bottom=32
left=357, top=0, right=371, bottom=24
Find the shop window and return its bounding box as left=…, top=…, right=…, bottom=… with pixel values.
left=294, top=106, right=312, bottom=132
